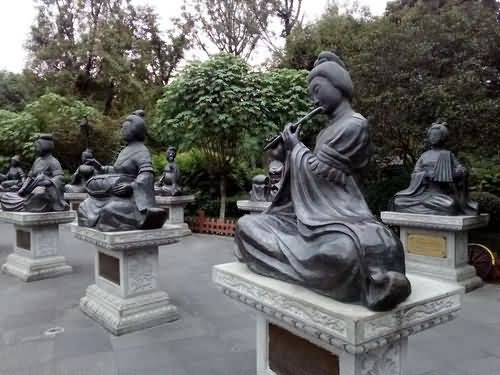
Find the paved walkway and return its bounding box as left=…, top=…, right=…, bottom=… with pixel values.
left=0, top=224, right=498, bottom=375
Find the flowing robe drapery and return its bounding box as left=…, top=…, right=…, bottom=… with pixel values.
left=236, top=111, right=411, bottom=311
left=390, top=149, right=478, bottom=215
left=78, top=143, right=165, bottom=231
left=0, top=156, right=68, bottom=212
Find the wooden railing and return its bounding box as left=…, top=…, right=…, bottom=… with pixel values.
left=187, top=210, right=236, bottom=237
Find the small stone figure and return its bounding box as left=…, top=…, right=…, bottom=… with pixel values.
left=0, top=156, right=26, bottom=192
left=65, top=149, right=98, bottom=193
left=390, top=121, right=478, bottom=216
left=156, top=146, right=183, bottom=196
left=1, top=135, right=68, bottom=212
left=267, top=160, right=284, bottom=201
left=78, top=111, right=167, bottom=232
left=235, top=52, right=411, bottom=311
left=249, top=175, right=269, bottom=202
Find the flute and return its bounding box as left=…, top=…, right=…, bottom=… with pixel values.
left=264, top=107, right=324, bottom=151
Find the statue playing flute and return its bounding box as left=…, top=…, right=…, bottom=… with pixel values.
left=235, top=52, right=411, bottom=311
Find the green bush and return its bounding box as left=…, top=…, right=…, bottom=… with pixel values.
left=471, top=191, right=500, bottom=230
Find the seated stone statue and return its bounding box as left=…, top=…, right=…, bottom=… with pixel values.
left=267, top=143, right=285, bottom=201
left=235, top=51, right=411, bottom=311
left=249, top=175, right=269, bottom=202
left=156, top=146, right=183, bottom=196
left=78, top=111, right=167, bottom=232
left=65, top=149, right=98, bottom=193
left=1, top=135, right=68, bottom=212
left=0, top=155, right=26, bottom=192
left=390, top=121, right=478, bottom=216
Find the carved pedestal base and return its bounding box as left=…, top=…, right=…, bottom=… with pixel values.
left=155, top=195, right=195, bottom=229
left=381, top=212, right=489, bottom=292
left=64, top=192, right=88, bottom=225
left=213, top=262, right=463, bottom=375
left=236, top=200, right=271, bottom=215
left=0, top=211, right=75, bottom=282
left=72, top=225, right=190, bottom=335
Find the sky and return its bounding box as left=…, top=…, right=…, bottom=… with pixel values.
left=0, top=0, right=389, bottom=73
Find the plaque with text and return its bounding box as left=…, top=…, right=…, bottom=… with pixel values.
left=16, top=230, right=31, bottom=251
left=99, top=252, right=120, bottom=285
left=268, top=323, right=339, bottom=375
left=407, top=233, right=447, bottom=258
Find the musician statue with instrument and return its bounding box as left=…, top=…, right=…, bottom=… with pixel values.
left=235, top=52, right=411, bottom=311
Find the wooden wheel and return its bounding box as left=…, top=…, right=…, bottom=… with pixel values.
left=468, top=243, right=495, bottom=281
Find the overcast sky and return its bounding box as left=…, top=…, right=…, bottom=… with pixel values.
left=0, top=0, right=389, bottom=73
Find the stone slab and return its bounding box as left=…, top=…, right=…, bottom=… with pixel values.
left=80, top=284, right=178, bottom=336
left=380, top=211, right=490, bottom=231
left=155, top=195, right=195, bottom=206
left=64, top=193, right=88, bottom=201
left=71, top=225, right=191, bottom=250
left=213, top=262, right=463, bottom=352
left=0, top=211, right=75, bottom=226
left=2, top=253, right=72, bottom=281
left=237, top=200, right=271, bottom=213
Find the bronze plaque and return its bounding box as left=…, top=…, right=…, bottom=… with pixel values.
left=407, top=233, right=447, bottom=258
left=16, top=230, right=31, bottom=251
left=98, top=252, right=120, bottom=285
left=268, top=323, right=339, bottom=375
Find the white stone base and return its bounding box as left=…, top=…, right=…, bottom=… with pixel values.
left=213, top=262, right=463, bottom=375
left=0, top=211, right=75, bottom=282
left=155, top=195, right=195, bottom=228
left=2, top=253, right=72, bottom=282
left=381, top=212, right=489, bottom=292
left=80, top=284, right=178, bottom=336
left=237, top=200, right=271, bottom=214
left=72, top=226, right=189, bottom=335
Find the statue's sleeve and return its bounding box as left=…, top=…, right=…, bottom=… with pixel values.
left=305, top=118, right=369, bottom=185
left=132, top=149, right=155, bottom=212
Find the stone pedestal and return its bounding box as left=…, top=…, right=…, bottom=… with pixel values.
left=213, top=262, right=463, bottom=375
left=381, top=212, right=489, bottom=292
left=64, top=192, right=88, bottom=226
left=0, top=211, right=75, bottom=281
left=236, top=200, right=271, bottom=214
left=72, top=225, right=190, bottom=335
left=155, top=195, right=195, bottom=229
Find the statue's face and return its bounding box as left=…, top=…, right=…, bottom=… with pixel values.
left=166, top=149, right=176, bottom=162
left=309, top=76, right=343, bottom=115
left=428, top=128, right=444, bottom=146
left=11, top=159, right=19, bottom=167
left=121, top=119, right=135, bottom=143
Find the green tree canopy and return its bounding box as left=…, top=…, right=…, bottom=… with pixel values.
left=152, top=53, right=313, bottom=218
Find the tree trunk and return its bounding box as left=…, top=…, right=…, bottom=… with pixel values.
left=219, top=176, right=226, bottom=220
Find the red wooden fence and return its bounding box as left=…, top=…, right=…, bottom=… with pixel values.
left=187, top=210, right=236, bottom=237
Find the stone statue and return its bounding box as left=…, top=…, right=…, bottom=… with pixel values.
left=235, top=51, right=411, bottom=311
left=249, top=175, right=269, bottom=202
left=156, top=146, right=183, bottom=196
left=78, top=111, right=167, bottom=232
left=1, top=134, right=69, bottom=212
left=65, top=149, right=98, bottom=193
left=0, top=155, right=26, bottom=192
left=390, top=121, right=478, bottom=216
left=267, top=144, right=285, bottom=201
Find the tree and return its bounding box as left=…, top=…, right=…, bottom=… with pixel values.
left=182, top=0, right=275, bottom=59
left=152, top=54, right=313, bottom=218
left=281, top=1, right=500, bottom=165
left=27, top=0, right=192, bottom=115
left=0, top=93, right=120, bottom=171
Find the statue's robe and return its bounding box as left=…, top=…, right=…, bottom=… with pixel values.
left=78, top=143, right=166, bottom=231
left=1, top=156, right=68, bottom=212
left=236, top=110, right=411, bottom=311
left=65, top=164, right=97, bottom=193
left=390, top=150, right=478, bottom=216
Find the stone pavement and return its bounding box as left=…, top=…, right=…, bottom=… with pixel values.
left=0, top=224, right=498, bottom=375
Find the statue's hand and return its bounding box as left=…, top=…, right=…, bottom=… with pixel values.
left=282, top=122, right=300, bottom=151
left=112, top=182, right=133, bottom=197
